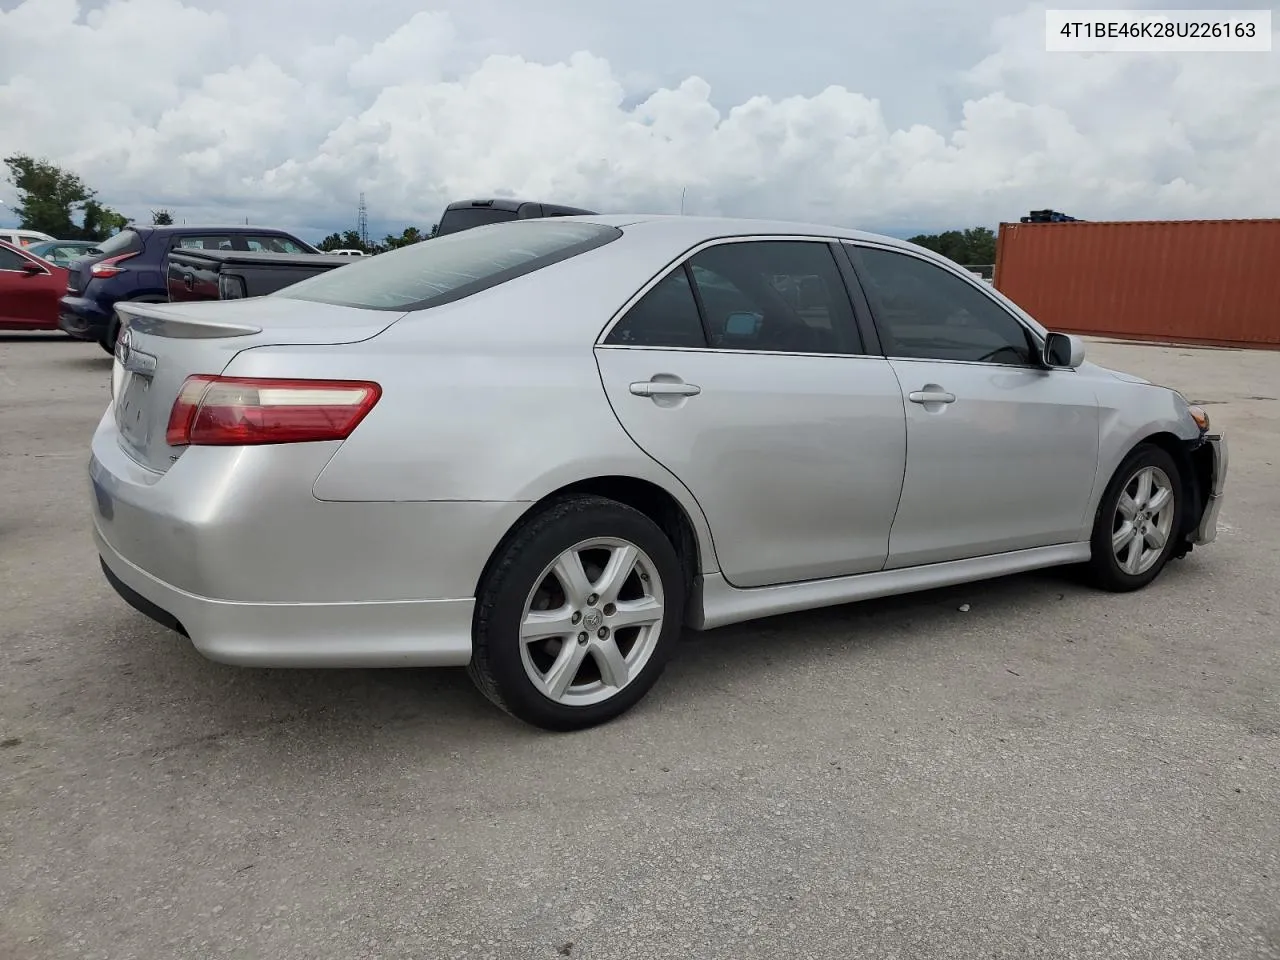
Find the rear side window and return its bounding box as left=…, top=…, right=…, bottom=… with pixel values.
left=246, top=235, right=310, bottom=254
left=687, top=241, right=862, bottom=354
left=95, top=229, right=143, bottom=257
left=605, top=267, right=707, bottom=348
left=175, top=235, right=236, bottom=251
left=278, top=220, right=622, bottom=311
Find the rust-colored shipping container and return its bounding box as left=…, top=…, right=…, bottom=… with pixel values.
left=993, top=218, right=1280, bottom=349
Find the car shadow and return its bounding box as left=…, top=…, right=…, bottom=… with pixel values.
left=94, top=567, right=1102, bottom=723
left=55, top=354, right=111, bottom=372
left=0, top=332, right=76, bottom=343
left=45, top=554, right=1202, bottom=769
left=673, top=568, right=1079, bottom=675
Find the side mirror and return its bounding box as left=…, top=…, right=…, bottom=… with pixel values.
left=1043, top=331, right=1085, bottom=369
left=724, top=311, right=762, bottom=337
left=21, top=261, right=44, bottom=275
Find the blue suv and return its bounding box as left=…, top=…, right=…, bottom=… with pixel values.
left=60, top=224, right=318, bottom=352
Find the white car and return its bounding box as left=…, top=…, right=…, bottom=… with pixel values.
left=91, top=215, right=1227, bottom=730
left=0, top=228, right=56, bottom=249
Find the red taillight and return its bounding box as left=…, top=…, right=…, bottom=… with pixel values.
left=90, top=251, right=138, bottom=278
left=165, top=376, right=382, bottom=447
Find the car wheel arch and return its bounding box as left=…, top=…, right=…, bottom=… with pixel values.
left=473, top=475, right=715, bottom=609
left=1104, top=430, right=1202, bottom=549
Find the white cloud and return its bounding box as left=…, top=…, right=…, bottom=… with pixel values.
left=1, top=0, right=1277, bottom=239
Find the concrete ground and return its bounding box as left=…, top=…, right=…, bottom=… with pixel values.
left=1, top=333, right=1277, bottom=960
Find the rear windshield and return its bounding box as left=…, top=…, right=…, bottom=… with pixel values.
left=435, top=206, right=521, bottom=236
left=277, top=220, right=622, bottom=312
left=95, top=229, right=143, bottom=257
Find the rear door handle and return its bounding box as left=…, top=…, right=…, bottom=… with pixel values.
left=908, top=390, right=956, bottom=404
left=630, top=381, right=701, bottom=397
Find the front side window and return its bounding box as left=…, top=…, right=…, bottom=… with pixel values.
left=0, top=246, right=27, bottom=270
left=686, top=241, right=863, bottom=354
left=605, top=267, right=707, bottom=348
left=851, top=245, right=1037, bottom=365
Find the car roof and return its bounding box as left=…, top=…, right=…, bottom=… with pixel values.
left=139, top=224, right=305, bottom=234
left=545, top=213, right=923, bottom=251
left=566, top=214, right=1046, bottom=333
left=2, top=228, right=54, bottom=238
left=168, top=248, right=340, bottom=265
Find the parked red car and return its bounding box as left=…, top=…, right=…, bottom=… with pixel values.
left=0, top=239, right=68, bottom=330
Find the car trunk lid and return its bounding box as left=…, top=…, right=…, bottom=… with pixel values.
left=110, top=297, right=403, bottom=473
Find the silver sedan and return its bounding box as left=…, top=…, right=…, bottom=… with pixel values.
left=90, top=215, right=1228, bottom=730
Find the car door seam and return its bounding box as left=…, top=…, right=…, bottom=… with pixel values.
left=881, top=359, right=911, bottom=572
left=589, top=347, right=724, bottom=575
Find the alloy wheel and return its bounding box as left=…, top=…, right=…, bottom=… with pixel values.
left=1111, top=465, right=1176, bottom=576
left=518, top=537, right=665, bottom=707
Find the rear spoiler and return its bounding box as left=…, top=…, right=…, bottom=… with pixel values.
left=115, top=301, right=263, bottom=339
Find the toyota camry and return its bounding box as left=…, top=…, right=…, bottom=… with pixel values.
left=90, top=215, right=1228, bottom=730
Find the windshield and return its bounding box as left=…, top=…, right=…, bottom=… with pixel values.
left=277, top=220, right=621, bottom=312
left=30, top=241, right=95, bottom=259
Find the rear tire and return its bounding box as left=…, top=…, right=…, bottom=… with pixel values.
left=98, top=318, right=119, bottom=354
left=468, top=495, right=686, bottom=731
left=100, top=297, right=167, bottom=354
left=1085, top=443, right=1184, bottom=592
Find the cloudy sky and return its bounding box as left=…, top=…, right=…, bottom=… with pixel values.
left=0, top=0, right=1276, bottom=241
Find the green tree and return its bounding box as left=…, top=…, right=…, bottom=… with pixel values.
left=3, top=154, right=91, bottom=237
left=2, top=154, right=129, bottom=241
left=381, top=226, right=426, bottom=250
left=317, top=229, right=377, bottom=253
left=961, top=226, right=997, bottom=264
left=908, top=225, right=998, bottom=266
left=80, top=199, right=130, bottom=242
left=151, top=209, right=174, bottom=225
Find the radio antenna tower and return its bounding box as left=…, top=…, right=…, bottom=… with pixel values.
left=357, top=193, right=369, bottom=247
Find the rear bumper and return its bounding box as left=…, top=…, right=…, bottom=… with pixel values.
left=1189, top=432, right=1228, bottom=545
left=59, top=296, right=111, bottom=340
left=96, top=527, right=475, bottom=667
left=89, top=408, right=529, bottom=668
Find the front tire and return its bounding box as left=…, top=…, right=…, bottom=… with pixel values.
left=468, top=495, right=686, bottom=731
left=1086, top=443, right=1184, bottom=592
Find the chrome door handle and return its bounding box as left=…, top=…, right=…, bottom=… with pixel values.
left=908, top=390, right=956, bottom=404
left=630, top=381, right=701, bottom=397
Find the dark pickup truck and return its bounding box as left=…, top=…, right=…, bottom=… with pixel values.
left=434, top=198, right=597, bottom=236
left=166, top=248, right=351, bottom=302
